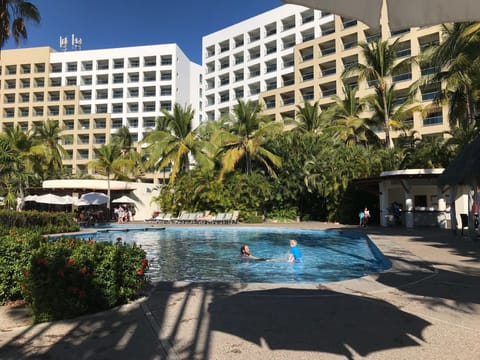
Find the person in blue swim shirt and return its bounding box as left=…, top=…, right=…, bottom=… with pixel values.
left=288, top=239, right=302, bottom=262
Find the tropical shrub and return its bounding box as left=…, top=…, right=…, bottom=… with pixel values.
left=22, top=238, right=148, bottom=323
left=0, top=230, right=42, bottom=303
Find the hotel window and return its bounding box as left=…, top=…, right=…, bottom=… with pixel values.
left=51, top=63, right=62, bottom=73
left=35, top=63, right=45, bottom=73
left=19, top=108, right=29, bottom=117
left=143, top=71, right=156, bottom=82
left=128, top=73, right=139, bottom=83
left=67, top=62, right=77, bottom=72
left=96, top=104, right=108, bottom=113
left=94, top=118, right=106, bottom=129
left=6, top=65, right=16, bottom=75
left=143, top=117, right=156, bottom=128
left=160, top=86, right=172, bottom=96
left=127, top=102, right=139, bottom=112
left=128, top=118, right=139, bottom=127
left=94, top=135, right=106, bottom=145
left=128, top=87, right=139, bottom=97
left=113, top=73, right=124, bottom=84
left=112, top=104, right=123, bottom=113
left=79, top=119, right=90, bottom=130
left=20, top=79, right=30, bottom=88
left=48, top=106, right=59, bottom=116
left=112, top=88, right=123, bottom=99
left=128, top=57, right=139, bottom=68
left=143, top=102, right=155, bottom=112
left=161, top=55, right=172, bottom=65
left=81, top=76, right=92, bottom=85
left=160, top=101, right=171, bottom=111
left=19, top=93, right=29, bottom=103
left=20, top=64, right=31, bottom=74
left=113, top=58, right=124, bottom=69
left=143, top=86, right=156, bottom=97
left=160, top=71, right=172, bottom=81
left=4, top=94, right=15, bottom=103
left=144, top=56, right=156, bottom=66
left=66, top=77, right=77, bottom=86
left=96, top=89, right=108, bottom=99
left=265, top=22, right=277, bottom=37
left=97, top=60, right=109, bottom=70
left=82, top=61, right=93, bottom=71
left=33, top=106, right=44, bottom=117
left=64, top=106, right=75, bottom=115
left=112, top=118, right=123, bottom=128
left=80, top=90, right=91, bottom=100
left=34, top=92, right=44, bottom=102
left=48, top=91, right=60, bottom=101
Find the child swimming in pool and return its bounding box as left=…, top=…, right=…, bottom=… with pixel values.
left=288, top=239, right=303, bottom=262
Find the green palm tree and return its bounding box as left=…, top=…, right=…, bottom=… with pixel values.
left=88, top=144, right=123, bottom=210
left=142, top=103, right=213, bottom=183
left=367, top=83, right=422, bottom=145
left=212, top=100, right=283, bottom=179
left=344, top=38, right=410, bottom=148
left=326, top=85, right=380, bottom=146
left=111, top=126, right=145, bottom=180
left=31, top=120, right=68, bottom=179
left=0, top=0, right=40, bottom=56
left=294, top=101, right=326, bottom=133
left=0, top=125, right=40, bottom=207
left=425, top=22, right=480, bottom=130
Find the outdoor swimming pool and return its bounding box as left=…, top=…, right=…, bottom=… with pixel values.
left=71, top=227, right=391, bottom=284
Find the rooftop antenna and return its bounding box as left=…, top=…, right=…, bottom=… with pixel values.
left=59, top=36, right=68, bottom=51
left=71, top=34, right=82, bottom=51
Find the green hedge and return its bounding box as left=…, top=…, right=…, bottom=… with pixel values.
left=0, top=210, right=80, bottom=235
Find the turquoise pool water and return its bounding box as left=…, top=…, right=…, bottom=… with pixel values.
left=69, top=227, right=391, bottom=284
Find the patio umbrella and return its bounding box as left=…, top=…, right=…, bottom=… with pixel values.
left=24, top=195, right=38, bottom=202
left=112, top=195, right=136, bottom=204
left=35, top=193, right=71, bottom=205
left=281, top=0, right=480, bottom=31
left=73, top=198, right=90, bottom=207
left=79, top=192, right=109, bottom=205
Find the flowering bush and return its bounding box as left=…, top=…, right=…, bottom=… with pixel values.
left=22, top=238, right=149, bottom=323
left=0, top=230, right=42, bottom=303
left=0, top=210, right=149, bottom=323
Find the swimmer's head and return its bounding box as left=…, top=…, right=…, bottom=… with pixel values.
left=290, top=239, right=297, bottom=247
left=240, top=244, right=250, bottom=256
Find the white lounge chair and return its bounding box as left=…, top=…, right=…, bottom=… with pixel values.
left=231, top=210, right=240, bottom=224
left=212, top=213, right=226, bottom=224
left=223, top=213, right=233, bottom=224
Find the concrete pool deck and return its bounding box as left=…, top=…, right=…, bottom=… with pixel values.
left=0, top=222, right=479, bottom=359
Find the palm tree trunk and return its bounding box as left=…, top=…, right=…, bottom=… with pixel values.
left=381, top=86, right=393, bottom=149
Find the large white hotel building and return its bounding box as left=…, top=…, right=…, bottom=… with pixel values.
left=202, top=4, right=447, bottom=140
left=1, top=4, right=448, bottom=182
left=0, top=44, right=202, bottom=181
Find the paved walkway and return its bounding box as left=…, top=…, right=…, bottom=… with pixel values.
left=0, top=223, right=479, bottom=359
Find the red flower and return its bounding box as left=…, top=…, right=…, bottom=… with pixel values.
left=87, top=239, right=95, bottom=245
left=80, top=267, right=88, bottom=275
left=141, top=259, right=149, bottom=268
left=36, top=258, right=48, bottom=265
left=10, top=231, right=16, bottom=236
left=66, top=258, right=76, bottom=267
left=23, top=271, right=30, bottom=277
left=136, top=268, right=144, bottom=276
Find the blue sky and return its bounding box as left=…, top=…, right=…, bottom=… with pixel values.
left=4, top=0, right=285, bottom=64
